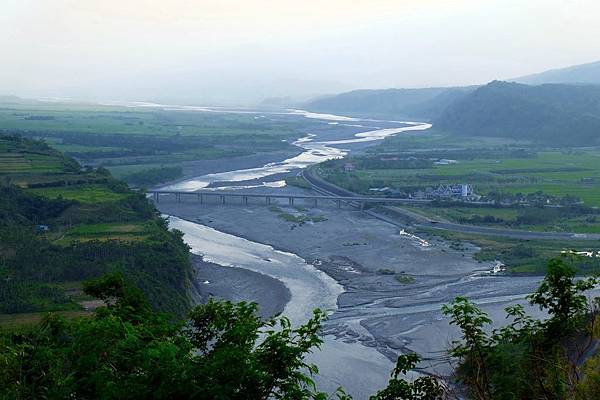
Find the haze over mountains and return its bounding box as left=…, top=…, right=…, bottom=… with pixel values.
left=304, top=61, right=600, bottom=146
left=303, top=87, right=474, bottom=120
left=436, top=81, right=600, bottom=145
left=512, top=60, right=600, bottom=85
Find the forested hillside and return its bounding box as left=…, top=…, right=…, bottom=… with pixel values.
left=436, top=81, right=600, bottom=145
left=304, top=87, right=473, bottom=120
left=0, top=134, right=193, bottom=321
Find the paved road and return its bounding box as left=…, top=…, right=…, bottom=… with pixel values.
left=301, top=168, right=600, bottom=241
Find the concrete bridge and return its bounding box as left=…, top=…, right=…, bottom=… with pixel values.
left=147, top=189, right=431, bottom=209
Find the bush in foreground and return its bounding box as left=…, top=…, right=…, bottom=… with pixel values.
left=0, top=272, right=444, bottom=400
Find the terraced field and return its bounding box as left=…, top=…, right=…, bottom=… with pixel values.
left=0, top=134, right=193, bottom=322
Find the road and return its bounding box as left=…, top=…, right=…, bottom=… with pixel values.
left=301, top=168, right=600, bottom=241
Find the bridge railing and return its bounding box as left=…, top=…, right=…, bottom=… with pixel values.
left=147, top=189, right=431, bottom=208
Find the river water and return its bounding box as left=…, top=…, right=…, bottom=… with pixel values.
left=152, top=108, right=431, bottom=397
left=161, top=116, right=431, bottom=191
left=159, top=110, right=431, bottom=326
left=167, top=216, right=343, bottom=325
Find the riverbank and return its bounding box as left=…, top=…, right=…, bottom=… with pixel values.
left=157, top=190, right=544, bottom=397
left=190, top=254, right=290, bottom=319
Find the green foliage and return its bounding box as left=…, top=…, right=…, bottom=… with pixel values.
left=121, top=165, right=183, bottom=187
left=0, top=276, right=342, bottom=400
left=0, top=273, right=447, bottom=399
left=529, top=257, right=598, bottom=335
left=369, top=353, right=445, bottom=400
left=0, top=134, right=193, bottom=316
left=274, top=210, right=327, bottom=225
left=83, top=272, right=152, bottom=321
left=395, top=274, right=416, bottom=284
left=437, top=81, right=600, bottom=146
left=0, top=102, right=302, bottom=178
left=285, top=176, right=313, bottom=190
left=443, top=256, right=600, bottom=400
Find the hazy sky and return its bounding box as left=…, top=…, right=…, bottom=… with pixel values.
left=2, top=0, right=600, bottom=105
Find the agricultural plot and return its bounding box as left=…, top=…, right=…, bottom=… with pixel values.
left=321, top=147, right=600, bottom=233
left=0, top=100, right=304, bottom=186
left=57, top=222, right=149, bottom=244
left=1, top=133, right=193, bottom=320
left=29, top=184, right=129, bottom=203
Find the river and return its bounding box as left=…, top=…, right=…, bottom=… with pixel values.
left=167, top=216, right=343, bottom=325
left=160, top=116, right=431, bottom=191
left=144, top=106, right=540, bottom=398
left=150, top=109, right=433, bottom=397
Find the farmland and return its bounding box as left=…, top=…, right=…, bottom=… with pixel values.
left=0, top=133, right=193, bottom=323
left=0, top=99, right=304, bottom=186
left=319, top=138, right=600, bottom=234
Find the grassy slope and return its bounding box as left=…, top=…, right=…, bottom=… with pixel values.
left=0, top=134, right=193, bottom=324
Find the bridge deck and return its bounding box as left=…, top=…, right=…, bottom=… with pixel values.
left=147, top=189, right=431, bottom=204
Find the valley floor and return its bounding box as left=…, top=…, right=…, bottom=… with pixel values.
left=157, top=187, right=545, bottom=397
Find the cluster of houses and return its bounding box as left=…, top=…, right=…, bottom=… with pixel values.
left=412, top=184, right=479, bottom=201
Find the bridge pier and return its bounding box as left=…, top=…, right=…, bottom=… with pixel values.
left=146, top=190, right=425, bottom=210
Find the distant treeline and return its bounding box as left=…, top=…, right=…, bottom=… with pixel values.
left=122, top=166, right=183, bottom=187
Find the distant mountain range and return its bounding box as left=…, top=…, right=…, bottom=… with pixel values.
left=512, top=60, right=600, bottom=86
left=303, top=61, right=600, bottom=145
left=303, top=87, right=475, bottom=120
left=436, top=81, right=600, bottom=145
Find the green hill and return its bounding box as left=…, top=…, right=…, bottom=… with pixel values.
left=436, top=81, right=600, bottom=146
left=0, top=134, right=193, bottom=322
left=304, top=87, right=473, bottom=120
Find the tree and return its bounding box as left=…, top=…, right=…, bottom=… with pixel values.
left=0, top=275, right=340, bottom=399
left=442, top=256, right=599, bottom=400
left=369, top=353, right=445, bottom=400
left=529, top=257, right=597, bottom=336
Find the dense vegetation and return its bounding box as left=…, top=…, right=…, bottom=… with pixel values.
left=436, top=81, right=600, bottom=146
left=1, top=257, right=598, bottom=399
left=0, top=272, right=444, bottom=400
left=306, top=72, right=600, bottom=147
left=0, top=134, right=193, bottom=318
left=121, top=165, right=183, bottom=187
left=443, top=257, right=600, bottom=399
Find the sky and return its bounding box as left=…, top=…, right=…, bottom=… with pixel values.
left=2, top=0, right=600, bottom=105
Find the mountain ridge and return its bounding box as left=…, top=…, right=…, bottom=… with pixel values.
left=512, top=60, right=600, bottom=85
left=435, top=80, right=600, bottom=145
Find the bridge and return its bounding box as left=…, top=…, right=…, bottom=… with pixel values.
left=147, top=189, right=431, bottom=209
